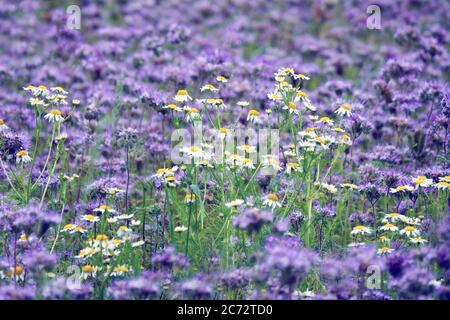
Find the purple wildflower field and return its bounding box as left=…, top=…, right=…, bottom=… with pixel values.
left=0, top=0, right=449, bottom=301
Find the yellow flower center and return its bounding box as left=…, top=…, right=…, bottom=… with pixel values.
left=17, top=150, right=28, bottom=157
left=404, top=226, right=416, bottom=232
left=267, top=193, right=279, bottom=201
left=340, top=103, right=351, bottom=111
left=176, top=89, right=188, bottom=96
left=82, top=265, right=94, bottom=273
left=388, top=213, right=400, bottom=217
left=114, top=266, right=129, bottom=272
left=95, top=234, right=108, bottom=241
left=248, top=110, right=260, bottom=117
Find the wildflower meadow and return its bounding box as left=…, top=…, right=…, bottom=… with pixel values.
left=0, top=0, right=449, bottom=302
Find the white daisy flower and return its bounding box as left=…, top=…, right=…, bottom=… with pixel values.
left=263, top=193, right=282, bottom=209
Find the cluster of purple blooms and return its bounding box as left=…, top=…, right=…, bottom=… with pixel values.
left=0, top=0, right=449, bottom=300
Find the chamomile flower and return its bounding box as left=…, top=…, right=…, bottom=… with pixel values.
left=23, top=84, right=36, bottom=92
left=110, top=265, right=132, bottom=277
left=3, top=266, right=25, bottom=281
left=340, top=183, right=358, bottom=190
left=317, top=117, right=334, bottom=126
left=225, top=199, right=245, bottom=208
left=390, top=185, right=414, bottom=194
left=237, top=101, right=250, bottom=107
left=51, top=86, right=68, bottom=95
left=175, top=225, right=188, bottom=233
left=380, top=223, right=399, bottom=232
left=332, top=127, right=346, bottom=133
left=335, top=103, right=352, bottom=117
left=413, top=175, right=433, bottom=188
left=263, top=193, right=282, bottom=209
left=400, top=226, right=420, bottom=237
left=200, top=84, right=219, bottom=92
left=18, top=233, right=28, bottom=242
left=76, top=247, right=99, bottom=259
left=44, top=109, right=64, bottom=123
left=237, top=144, right=256, bottom=154
left=267, top=91, right=282, bottom=101
left=72, top=99, right=80, bottom=106
left=61, top=224, right=77, bottom=233
left=30, top=85, right=50, bottom=96
left=73, top=226, right=87, bottom=234
left=439, top=176, right=450, bottom=183
left=117, top=225, right=132, bottom=237
left=247, top=109, right=260, bottom=123
left=410, top=236, right=427, bottom=244
left=285, top=162, right=301, bottom=174
left=236, top=158, right=253, bottom=170
left=216, top=75, right=228, bottom=83
left=283, top=101, right=299, bottom=115
left=206, top=98, right=226, bottom=109
left=152, top=166, right=178, bottom=178
left=184, top=193, right=195, bottom=204
left=225, top=153, right=243, bottom=167
left=93, top=205, right=116, bottom=214
left=348, top=242, right=367, bottom=247
left=117, top=214, right=134, bottom=220
left=183, top=106, right=201, bottom=122
left=82, top=214, right=100, bottom=223
left=284, top=144, right=297, bottom=157
left=294, top=91, right=316, bottom=111
left=404, top=217, right=422, bottom=226
left=379, top=235, right=390, bottom=243
left=382, top=212, right=407, bottom=223
left=261, top=155, right=281, bottom=172
left=164, top=176, right=179, bottom=188
left=16, top=150, right=32, bottom=163
left=107, top=217, right=118, bottom=224
left=80, top=265, right=98, bottom=279
left=351, top=225, right=372, bottom=235
left=107, top=187, right=124, bottom=196
left=293, top=73, right=310, bottom=81
left=174, top=89, right=192, bottom=102
left=377, top=246, right=394, bottom=255
left=29, top=97, right=48, bottom=107
left=317, top=182, right=337, bottom=194
left=131, top=219, right=141, bottom=226
left=132, top=240, right=145, bottom=247
left=163, top=103, right=182, bottom=112
left=181, top=145, right=204, bottom=159
left=218, top=127, right=230, bottom=139
left=0, top=118, right=8, bottom=130
left=435, top=181, right=450, bottom=190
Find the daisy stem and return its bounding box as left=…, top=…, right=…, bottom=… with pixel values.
left=0, top=158, right=22, bottom=199
left=185, top=200, right=193, bottom=256
left=26, top=111, right=42, bottom=201
left=31, top=124, right=56, bottom=190
left=50, top=203, right=66, bottom=254
left=39, top=125, right=61, bottom=209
